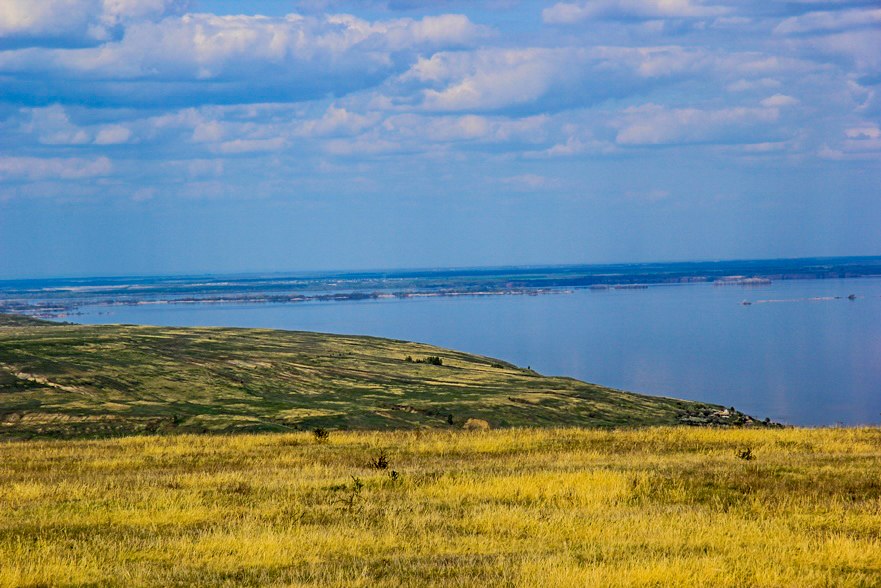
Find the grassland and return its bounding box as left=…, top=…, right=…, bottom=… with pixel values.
left=0, top=314, right=743, bottom=439
left=2, top=427, right=880, bottom=587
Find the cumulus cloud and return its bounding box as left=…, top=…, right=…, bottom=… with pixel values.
left=798, top=29, right=881, bottom=72
left=727, top=78, right=781, bottom=92
left=94, top=124, right=132, bottom=144
left=774, top=8, right=881, bottom=35
left=0, top=0, right=188, bottom=47
left=393, top=44, right=815, bottom=115
left=381, top=113, right=549, bottom=144
left=0, top=12, right=489, bottom=106
left=21, top=105, right=91, bottom=145
left=543, top=0, right=729, bottom=24
left=0, top=0, right=876, bottom=206
left=298, top=105, right=379, bottom=138
left=400, top=46, right=713, bottom=113
left=217, top=137, right=287, bottom=154
left=499, top=174, right=561, bottom=190
left=614, top=103, right=781, bottom=146
left=0, top=156, right=111, bottom=180
left=820, top=123, right=881, bottom=159
left=413, top=49, right=577, bottom=111
left=760, top=94, right=799, bottom=107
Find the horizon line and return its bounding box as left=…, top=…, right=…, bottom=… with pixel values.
left=2, top=253, right=880, bottom=284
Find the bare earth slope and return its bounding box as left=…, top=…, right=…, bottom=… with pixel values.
left=0, top=314, right=751, bottom=439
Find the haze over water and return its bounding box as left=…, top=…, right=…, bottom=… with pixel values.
left=71, top=277, right=881, bottom=427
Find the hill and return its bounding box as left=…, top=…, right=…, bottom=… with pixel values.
left=0, top=314, right=760, bottom=439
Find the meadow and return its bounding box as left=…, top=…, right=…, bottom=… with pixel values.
left=2, top=426, right=880, bottom=587
left=0, top=315, right=742, bottom=439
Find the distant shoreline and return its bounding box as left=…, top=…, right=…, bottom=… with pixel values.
left=2, top=256, right=880, bottom=319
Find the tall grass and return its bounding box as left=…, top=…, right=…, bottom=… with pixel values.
left=2, top=427, right=880, bottom=586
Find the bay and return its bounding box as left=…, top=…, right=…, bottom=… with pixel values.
left=70, top=278, right=881, bottom=426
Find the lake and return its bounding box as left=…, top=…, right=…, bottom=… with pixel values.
left=69, top=278, right=881, bottom=426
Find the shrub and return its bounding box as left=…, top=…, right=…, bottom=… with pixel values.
left=409, top=355, right=444, bottom=366
left=463, top=418, right=490, bottom=431
left=313, top=427, right=330, bottom=443
left=340, top=476, right=364, bottom=513
left=369, top=449, right=390, bottom=470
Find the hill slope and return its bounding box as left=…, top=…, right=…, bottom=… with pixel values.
left=0, top=314, right=752, bottom=439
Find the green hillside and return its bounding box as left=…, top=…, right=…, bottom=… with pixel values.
left=0, top=314, right=758, bottom=439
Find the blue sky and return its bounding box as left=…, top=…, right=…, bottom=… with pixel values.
left=0, top=0, right=879, bottom=278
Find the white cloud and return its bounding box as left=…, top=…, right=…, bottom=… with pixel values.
left=499, top=174, right=562, bottom=190
left=417, top=49, right=566, bottom=111
left=184, top=159, right=224, bottom=178
left=524, top=135, right=618, bottom=158
left=614, top=103, right=780, bottom=146
left=800, top=29, right=881, bottom=72
left=395, top=45, right=814, bottom=114
left=543, top=0, right=729, bottom=24
left=94, top=124, right=132, bottom=144
left=325, top=13, right=489, bottom=51
left=298, top=105, right=378, bottom=138
left=0, top=0, right=188, bottom=45
left=774, top=8, right=881, bottom=35
left=845, top=125, right=880, bottom=140
left=13, top=12, right=484, bottom=77
left=217, top=137, right=286, bottom=154
left=0, top=12, right=489, bottom=106
left=760, top=94, right=799, bottom=107
left=379, top=113, right=549, bottom=145
left=0, top=156, right=111, bottom=180
left=727, top=78, right=781, bottom=92
left=192, top=120, right=225, bottom=143
left=21, top=105, right=91, bottom=145
left=131, top=187, right=156, bottom=201
left=402, top=46, right=693, bottom=112
left=821, top=123, right=881, bottom=159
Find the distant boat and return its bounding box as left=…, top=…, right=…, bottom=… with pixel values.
left=741, top=300, right=752, bottom=306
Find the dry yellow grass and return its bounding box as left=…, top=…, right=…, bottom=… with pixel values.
left=2, top=427, right=880, bottom=587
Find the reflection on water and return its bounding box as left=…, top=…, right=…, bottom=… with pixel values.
left=71, top=278, right=881, bottom=426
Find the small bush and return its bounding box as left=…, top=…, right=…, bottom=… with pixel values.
left=313, top=427, right=330, bottom=443
left=369, top=449, right=390, bottom=470
left=463, top=418, right=490, bottom=431
left=409, top=355, right=443, bottom=366
left=340, top=476, right=364, bottom=514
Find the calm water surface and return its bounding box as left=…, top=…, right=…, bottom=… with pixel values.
left=71, top=278, right=881, bottom=426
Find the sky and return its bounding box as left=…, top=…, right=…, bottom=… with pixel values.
left=0, top=0, right=879, bottom=278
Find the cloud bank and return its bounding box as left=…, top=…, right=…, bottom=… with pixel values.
left=0, top=0, right=878, bottom=206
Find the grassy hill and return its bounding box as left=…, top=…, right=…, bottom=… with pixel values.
left=0, top=314, right=757, bottom=439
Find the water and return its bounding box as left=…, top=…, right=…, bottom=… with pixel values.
left=69, top=278, right=881, bottom=426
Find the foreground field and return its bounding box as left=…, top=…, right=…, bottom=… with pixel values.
left=2, top=427, right=880, bottom=587
left=0, top=315, right=750, bottom=439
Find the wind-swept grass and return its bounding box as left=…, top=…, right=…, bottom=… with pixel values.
left=0, top=315, right=742, bottom=439
left=2, top=427, right=880, bottom=587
